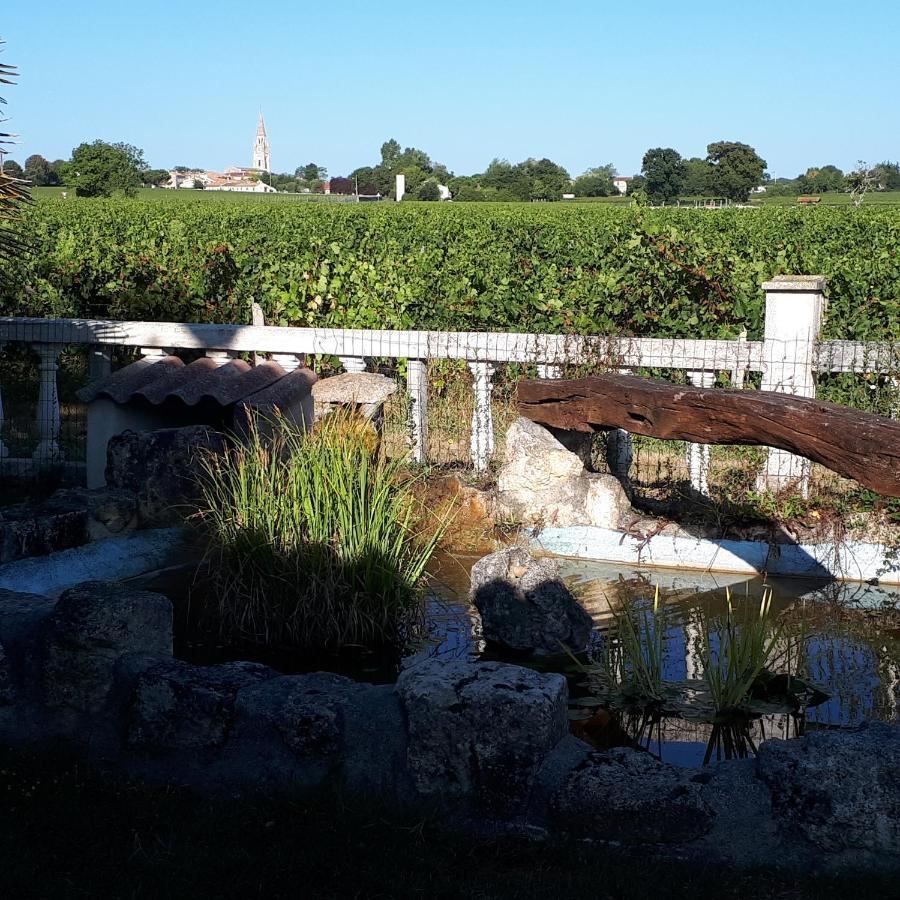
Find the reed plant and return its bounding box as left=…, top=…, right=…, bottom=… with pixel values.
left=193, top=410, right=447, bottom=649
left=699, top=587, right=782, bottom=714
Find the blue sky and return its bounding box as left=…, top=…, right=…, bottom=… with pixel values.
left=3, top=1, right=898, bottom=178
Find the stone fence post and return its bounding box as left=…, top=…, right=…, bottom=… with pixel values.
left=756, top=276, right=827, bottom=496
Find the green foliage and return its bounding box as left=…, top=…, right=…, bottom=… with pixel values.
left=641, top=148, right=686, bottom=202
left=194, top=411, right=446, bottom=649
left=69, top=140, right=145, bottom=197
left=6, top=198, right=900, bottom=346
left=0, top=39, right=30, bottom=272
left=416, top=178, right=441, bottom=201
left=705, top=141, right=767, bottom=202
left=796, top=165, right=844, bottom=194
left=572, top=164, right=616, bottom=197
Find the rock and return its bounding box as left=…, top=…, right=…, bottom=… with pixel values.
left=0, top=497, right=88, bottom=564
left=551, top=748, right=714, bottom=844
left=312, top=372, right=397, bottom=428
left=128, top=659, right=274, bottom=755
left=41, top=581, right=172, bottom=713
left=0, top=589, right=57, bottom=705
left=228, top=672, right=362, bottom=785
left=756, top=722, right=900, bottom=853
left=106, top=426, right=226, bottom=526
left=395, top=659, right=568, bottom=817
left=52, top=487, right=139, bottom=540
left=497, top=418, right=631, bottom=529
left=470, top=547, right=593, bottom=654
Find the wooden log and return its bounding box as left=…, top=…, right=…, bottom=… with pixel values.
left=518, top=374, right=900, bottom=497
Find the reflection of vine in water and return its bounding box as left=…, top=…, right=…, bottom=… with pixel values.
left=573, top=586, right=829, bottom=764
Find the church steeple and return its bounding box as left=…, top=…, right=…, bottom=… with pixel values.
left=252, top=112, right=271, bottom=172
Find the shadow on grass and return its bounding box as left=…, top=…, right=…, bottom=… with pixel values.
left=0, top=744, right=896, bottom=900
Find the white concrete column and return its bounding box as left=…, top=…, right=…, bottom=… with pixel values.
left=271, top=353, right=304, bottom=372
left=606, top=368, right=633, bottom=480
left=468, top=361, right=495, bottom=472
left=395, top=173, right=406, bottom=202
left=340, top=356, right=366, bottom=374
left=756, top=276, right=827, bottom=496
left=32, top=343, right=63, bottom=462
left=406, top=358, right=428, bottom=464
left=686, top=370, right=715, bottom=496
left=0, top=342, right=8, bottom=459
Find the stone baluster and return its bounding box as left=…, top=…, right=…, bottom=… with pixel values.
left=271, top=353, right=304, bottom=372
left=205, top=350, right=239, bottom=365
left=0, top=342, right=8, bottom=459
left=89, top=346, right=112, bottom=381
left=468, top=361, right=495, bottom=473
left=32, top=343, right=63, bottom=462
left=605, top=368, right=633, bottom=481
left=685, top=370, right=715, bottom=496
left=406, top=359, right=428, bottom=464
left=340, top=357, right=366, bottom=374
left=536, top=363, right=562, bottom=379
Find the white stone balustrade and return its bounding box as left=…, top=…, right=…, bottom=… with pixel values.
left=0, top=275, right=896, bottom=480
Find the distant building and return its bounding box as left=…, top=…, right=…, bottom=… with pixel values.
left=612, top=176, right=632, bottom=195
left=165, top=114, right=275, bottom=192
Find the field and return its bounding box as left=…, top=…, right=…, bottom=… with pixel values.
left=8, top=194, right=900, bottom=343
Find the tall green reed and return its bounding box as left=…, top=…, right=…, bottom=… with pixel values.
left=193, top=410, right=447, bottom=649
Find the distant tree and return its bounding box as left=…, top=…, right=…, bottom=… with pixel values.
left=873, top=161, right=900, bottom=191
left=380, top=139, right=401, bottom=166
left=50, top=159, right=68, bottom=183
left=626, top=174, right=646, bottom=196
left=141, top=168, right=170, bottom=187
left=69, top=140, right=145, bottom=197
left=641, top=148, right=686, bottom=202
left=681, top=157, right=713, bottom=196
left=193, top=180, right=204, bottom=190
left=705, top=141, right=766, bottom=202
left=846, top=161, right=878, bottom=207
left=173, top=165, right=195, bottom=173
left=796, top=165, right=844, bottom=194
left=24, top=153, right=58, bottom=186
left=329, top=176, right=354, bottom=195
left=2, top=158, right=23, bottom=178
left=296, top=163, right=326, bottom=182
left=573, top=164, right=616, bottom=197
left=416, top=178, right=441, bottom=201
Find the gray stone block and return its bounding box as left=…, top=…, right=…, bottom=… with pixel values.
left=395, top=659, right=568, bottom=817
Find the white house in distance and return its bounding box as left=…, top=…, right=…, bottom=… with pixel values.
left=165, top=114, right=276, bottom=193
left=612, top=175, right=632, bottom=195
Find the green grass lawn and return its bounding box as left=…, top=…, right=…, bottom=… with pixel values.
left=1, top=745, right=896, bottom=900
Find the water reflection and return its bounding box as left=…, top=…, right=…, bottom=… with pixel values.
left=411, top=554, right=900, bottom=766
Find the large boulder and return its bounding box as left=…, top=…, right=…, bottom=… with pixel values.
left=756, top=722, right=900, bottom=853
left=395, top=659, right=568, bottom=817
left=127, top=658, right=274, bottom=756
left=551, top=748, right=714, bottom=843
left=470, top=547, right=593, bottom=654
left=106, top=425, right=226, bottom=526
left=41, top=581, right=172, bottom=713
left=0, top=497, right=88, bottom=565
left=497, top=418, right=631, bottom=529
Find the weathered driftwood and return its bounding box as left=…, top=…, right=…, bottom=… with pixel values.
left=518, top=374, right=900, bottom=497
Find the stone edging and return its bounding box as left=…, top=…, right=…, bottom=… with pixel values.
left=0, top=580, right=897, bottom=873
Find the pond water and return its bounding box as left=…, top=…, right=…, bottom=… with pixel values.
left=168, top=552, right=900, bottom=768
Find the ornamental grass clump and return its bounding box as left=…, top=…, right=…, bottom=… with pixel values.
left=194, top=410, right=446, bottom=650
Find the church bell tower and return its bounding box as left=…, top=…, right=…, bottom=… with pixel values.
left=252, top=113, right=271, bottom=172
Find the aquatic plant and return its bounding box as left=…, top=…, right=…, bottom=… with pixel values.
left=194, top=410, right=447, bottom=649
left=699, top=587, right=782, bottom=714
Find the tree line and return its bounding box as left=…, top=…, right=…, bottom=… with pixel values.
left=4, top=136, right=898, bottom=203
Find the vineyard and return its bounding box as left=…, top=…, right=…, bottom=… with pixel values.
left=4, top=197, right=899, bottom=343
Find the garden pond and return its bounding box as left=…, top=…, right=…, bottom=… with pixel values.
left=165, top=553, right=900, bottom=769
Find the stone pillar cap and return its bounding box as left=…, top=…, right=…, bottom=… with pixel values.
left=761, top=275, right=826, bottom=292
